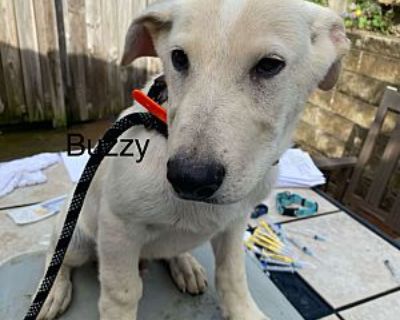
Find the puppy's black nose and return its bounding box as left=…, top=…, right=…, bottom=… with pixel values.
left=167, top=157, right=225, bottom=201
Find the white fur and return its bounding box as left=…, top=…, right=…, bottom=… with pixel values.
left=37, top=1, right=349, bottom=319
left=220, top=0, right=247, bottom=30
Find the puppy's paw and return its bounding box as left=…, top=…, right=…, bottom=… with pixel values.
left=168, top=253, right=208, bottom=295
left=37, top=271, right=72, bottom=320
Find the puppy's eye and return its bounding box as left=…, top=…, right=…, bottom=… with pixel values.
left=171, top=49, right=189, bottom=72
left=253, top=57, right=285, bottom=78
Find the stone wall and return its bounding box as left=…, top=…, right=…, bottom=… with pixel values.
left=295, top=30, right=400, bottom=158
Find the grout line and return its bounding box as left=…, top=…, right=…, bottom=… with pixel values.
left=278, top=210, right=341, bottom=225
left=335, top=312, right=346, bottom=320
left=335, top=286, right=400, bottom=313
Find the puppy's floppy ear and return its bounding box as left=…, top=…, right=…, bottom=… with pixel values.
left=121, top=1, right=175, bottom=65
left=306, top=2, right=351, bottom=91
left=319, top=57, right=342, bottom=91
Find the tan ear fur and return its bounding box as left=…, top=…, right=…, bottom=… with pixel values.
left=319, top=59, right=341, bottom=91
left=121, top=1, right=175, bottom=65
left=318, top=23, right=349, bottom=91
left=305, top=2, right=350, bottom=91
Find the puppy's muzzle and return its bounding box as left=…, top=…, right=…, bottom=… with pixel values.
left=167, top=156, right=225, bottom=201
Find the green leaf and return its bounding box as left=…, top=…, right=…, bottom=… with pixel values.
left=345, top=19, right=353, bottom=28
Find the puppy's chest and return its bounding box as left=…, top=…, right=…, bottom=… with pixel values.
left=140, top=209, right=234, bottom=259
left=140, top=227, right=214, bottom=259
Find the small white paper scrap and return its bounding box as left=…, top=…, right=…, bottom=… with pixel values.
left=7, top=195, right=67, bottom=225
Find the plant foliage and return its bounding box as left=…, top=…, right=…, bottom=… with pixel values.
left=309, top=0, right=397, bottom=34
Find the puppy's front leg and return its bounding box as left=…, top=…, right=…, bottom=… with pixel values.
left=97, top=215, right=143, bottom=320
left=212, top=218, right=270, bottom=320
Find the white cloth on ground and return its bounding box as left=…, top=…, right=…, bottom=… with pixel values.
left=0, top=153, right=60, bottom=198
left=277, top=149, right=326, bottom=188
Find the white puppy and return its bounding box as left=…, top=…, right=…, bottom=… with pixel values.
left=38, top=0, right=349, bottom=319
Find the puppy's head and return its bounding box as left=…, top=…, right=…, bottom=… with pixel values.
left=122, top=0, right=350, bottom=204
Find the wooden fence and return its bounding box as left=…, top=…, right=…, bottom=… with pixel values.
left=0, top=0, right=161, bottom=127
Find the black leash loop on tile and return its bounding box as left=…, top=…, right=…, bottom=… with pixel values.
left=24, top=76, right=168, bottom=320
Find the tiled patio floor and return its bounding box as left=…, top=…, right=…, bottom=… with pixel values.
left=255, top=190, right=400, bottom=320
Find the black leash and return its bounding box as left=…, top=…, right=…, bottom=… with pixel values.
left=24, top=76, right=168, bottom=320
